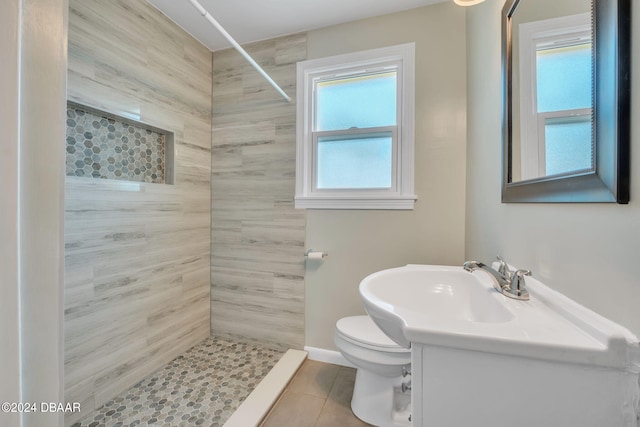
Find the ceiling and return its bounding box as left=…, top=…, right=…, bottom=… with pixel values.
left=147, top=0, right=449, bottom=52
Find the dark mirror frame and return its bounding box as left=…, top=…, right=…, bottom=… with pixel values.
left=502, top=0, right=631, bottom=203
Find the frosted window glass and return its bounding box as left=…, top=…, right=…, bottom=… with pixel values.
left=537, top=43, right=592, bottom=112
left=316, top=134, right=392, bottom=189
left=315, top=72, right=396, bottom=131
left=545, top=118, right=592, bottom=176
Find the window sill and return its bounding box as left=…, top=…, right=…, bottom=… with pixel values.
left=294, top=195, right=417, bottom=210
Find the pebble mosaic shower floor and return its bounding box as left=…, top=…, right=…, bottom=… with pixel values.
left=71, top=337, right=284, bottom=427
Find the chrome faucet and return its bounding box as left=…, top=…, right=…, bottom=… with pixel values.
left=463, top=256, right=531, bottom=301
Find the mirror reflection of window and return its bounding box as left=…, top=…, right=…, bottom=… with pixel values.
left=518, top=13, right=592, bottom=181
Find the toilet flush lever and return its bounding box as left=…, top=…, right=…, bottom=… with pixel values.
left=402, top=366, right=411, bottom=377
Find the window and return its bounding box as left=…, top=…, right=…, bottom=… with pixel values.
left=518, top=13, right=592, bottom=180
left=295, top=44, right=416, bottom=209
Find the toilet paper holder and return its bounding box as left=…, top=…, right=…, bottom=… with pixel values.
left=305, top=249, right=328, bottom=259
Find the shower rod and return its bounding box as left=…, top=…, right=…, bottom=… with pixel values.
left=187, top=0, right=293, bottom=103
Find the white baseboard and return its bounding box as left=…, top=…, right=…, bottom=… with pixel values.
left=304, top=346, right=355, bottom=368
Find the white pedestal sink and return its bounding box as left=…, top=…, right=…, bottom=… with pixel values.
left=359, top=264, right=640, bottom=427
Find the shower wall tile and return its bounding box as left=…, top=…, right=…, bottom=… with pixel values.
left=64, top=1, right=212, bottom=425
left=211, top=33, right=307, bottom=350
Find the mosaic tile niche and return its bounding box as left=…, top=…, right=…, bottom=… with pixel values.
left=65, top=102, right=174, bottom=184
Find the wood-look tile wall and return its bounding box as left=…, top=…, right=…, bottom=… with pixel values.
left=211, top=34, right=307, bottom=350
left=64, top=1, right=212, bottom=424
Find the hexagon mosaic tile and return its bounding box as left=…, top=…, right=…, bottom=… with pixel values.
left=71, top=337, right=284, bottom=427
left=66, top=105, right=165, bottom=183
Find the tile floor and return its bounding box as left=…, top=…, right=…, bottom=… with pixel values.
left=70, top=336, right=283, bottom=427
left=260, top=360, right=373, bottom=427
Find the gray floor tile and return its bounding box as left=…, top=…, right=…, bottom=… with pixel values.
left=286, top=360, right=341, bottom=399
left=261, top=360, right=373, bottom=427
left=261, top=390, right=325, bottom=427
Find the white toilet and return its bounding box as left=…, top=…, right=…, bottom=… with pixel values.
left=334, top=315, right=412, bottom=427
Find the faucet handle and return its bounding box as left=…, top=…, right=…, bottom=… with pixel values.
left=505, top=269, right=531, bottom=301
left=496, top=255, right=512, bottom=279
left=510, top=269, right=532, bottom=289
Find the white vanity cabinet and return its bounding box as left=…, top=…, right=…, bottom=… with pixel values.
left=410, top=342, right=639, bottom=427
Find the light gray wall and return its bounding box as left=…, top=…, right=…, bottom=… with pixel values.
left=0, top=1, right=22, bottom=426
left=305, top=2, right=468, bottom=350
left=21, top=0, right=68, bottom=421
left=466, top=0, right=640, bottom=337
left=0, top=0, right=68, bottom=426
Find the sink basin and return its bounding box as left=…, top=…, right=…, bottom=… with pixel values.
left=360, top=265, right=514, bottom=348
left=359, top=264, right=640, bottom=369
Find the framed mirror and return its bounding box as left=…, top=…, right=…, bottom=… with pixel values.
left=502, top=0, right=630, bottom=203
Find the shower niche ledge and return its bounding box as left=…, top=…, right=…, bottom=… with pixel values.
left=65, top=101, right=175, bottom=185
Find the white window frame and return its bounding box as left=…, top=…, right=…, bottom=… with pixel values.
left=295, top=43, right=416, bottom=210
left=518, top=13, right=592, bottom=180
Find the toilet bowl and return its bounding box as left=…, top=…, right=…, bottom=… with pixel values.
left=334, top=315, right=412, bottom=427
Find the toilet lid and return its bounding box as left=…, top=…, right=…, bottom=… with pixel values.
left=336, top=316, right=405, bottom=349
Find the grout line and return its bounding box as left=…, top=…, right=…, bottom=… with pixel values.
left=259, top=387, right=289, bottom=424
left=260, top=364, right=308, bottom=426
left=314, top=390, right=332, bottom=427
left=313, top=363, right=341, bottom=427
left=223, top=349, right=307, bottom=427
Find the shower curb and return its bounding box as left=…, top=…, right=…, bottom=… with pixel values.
left=223, top=349, right=308, bottom=427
